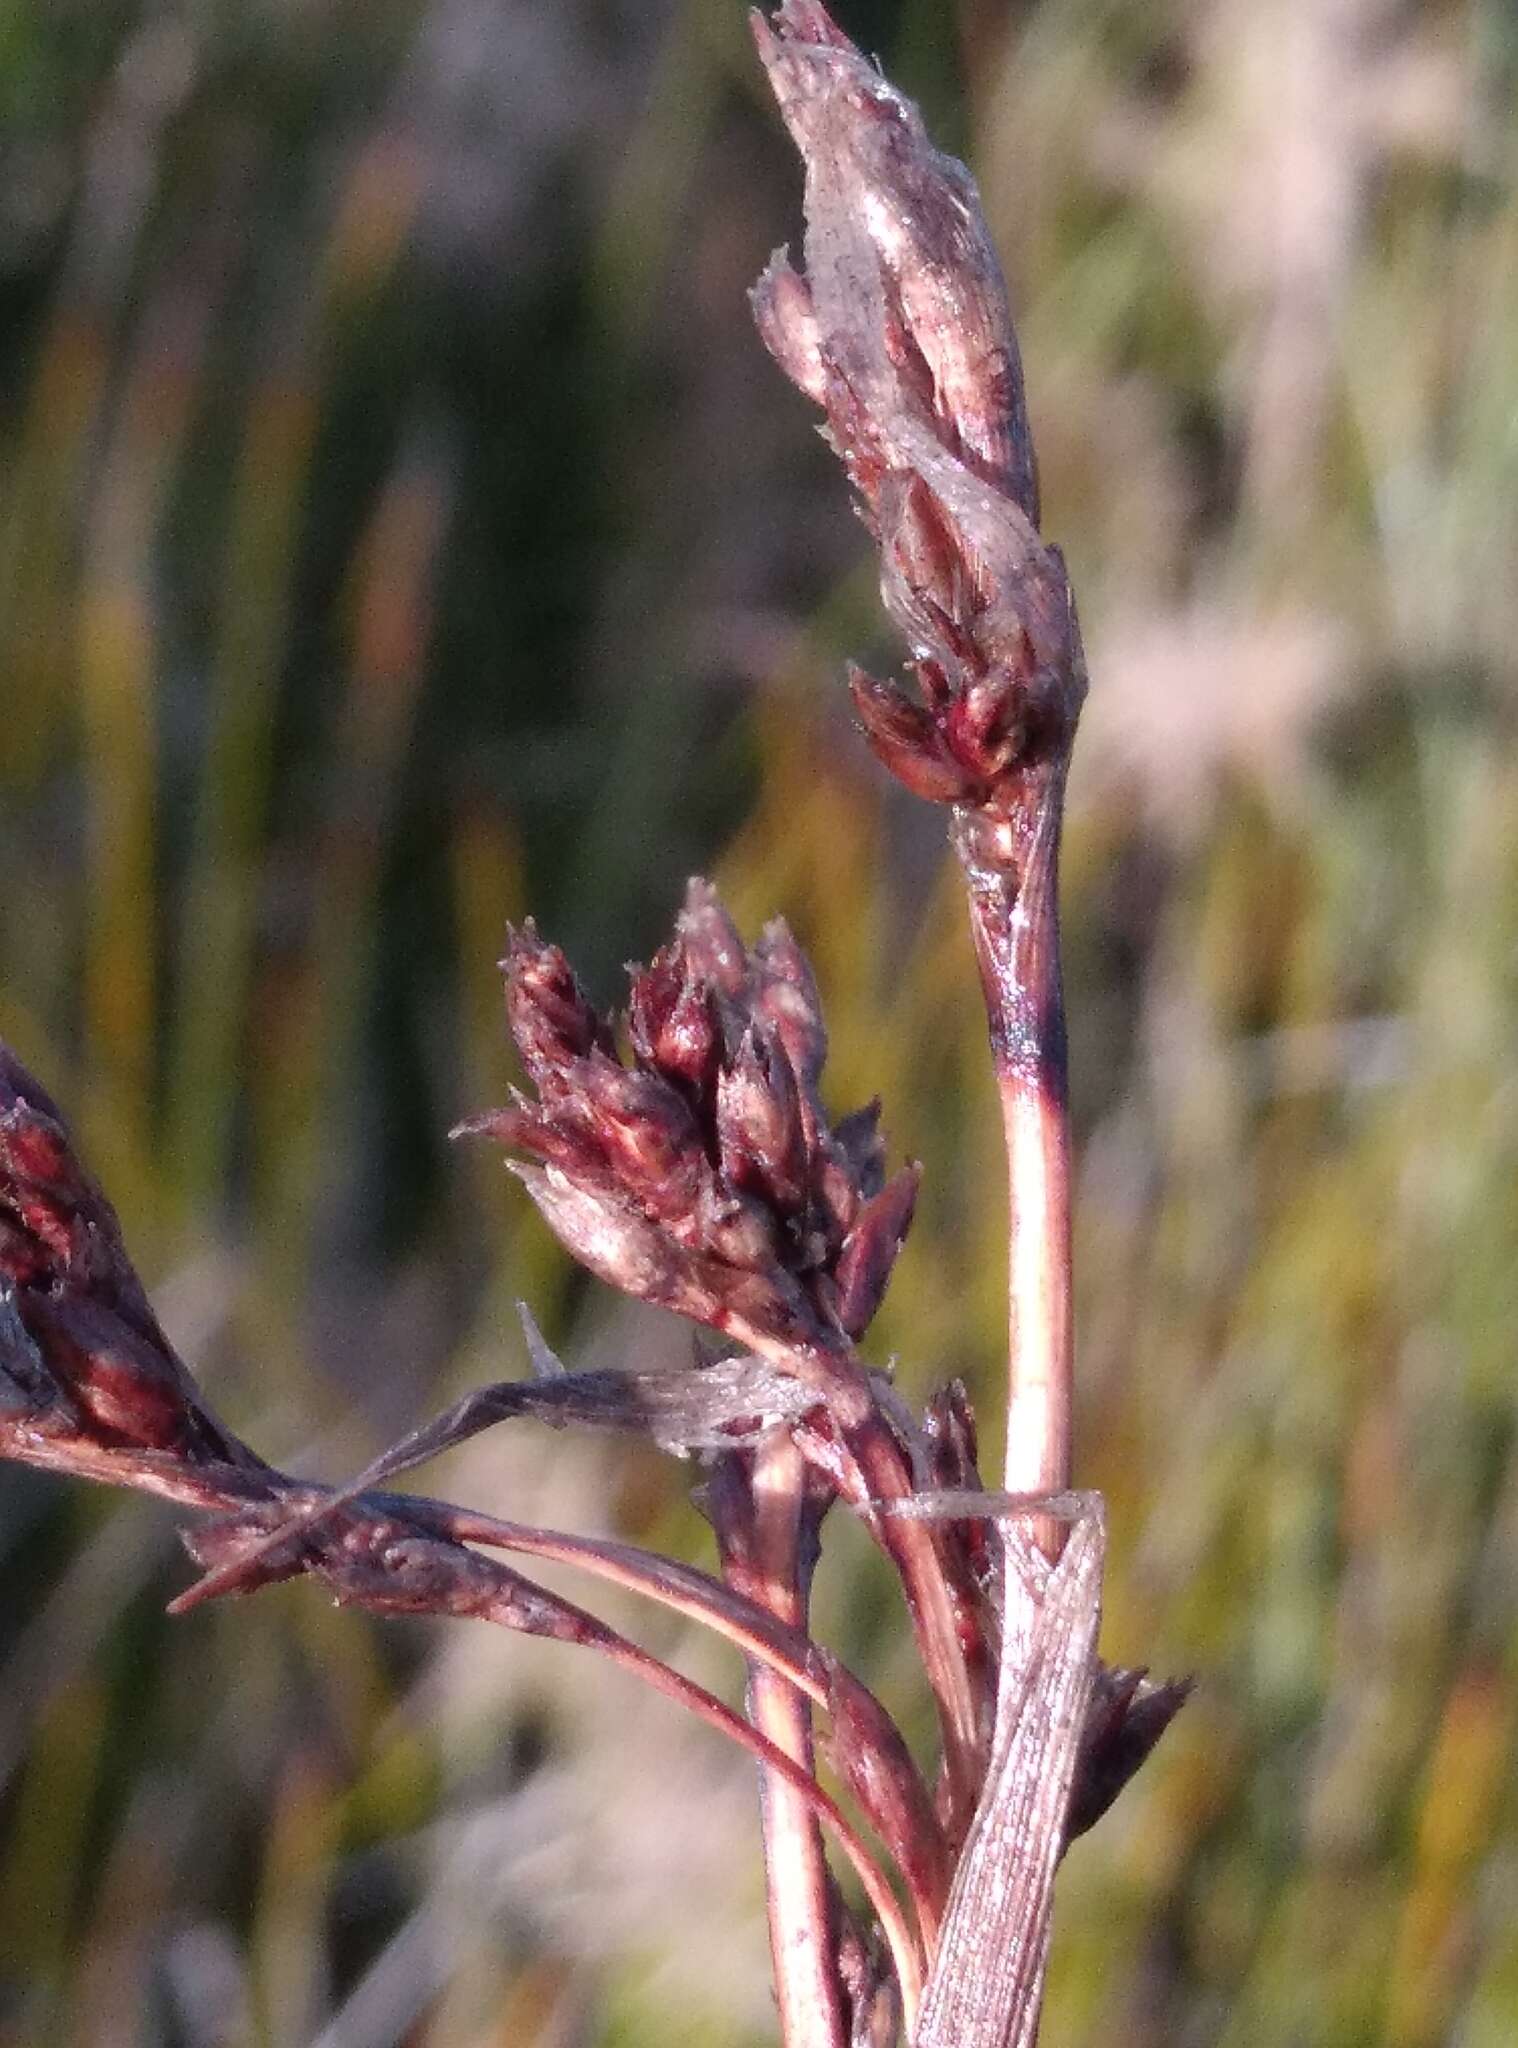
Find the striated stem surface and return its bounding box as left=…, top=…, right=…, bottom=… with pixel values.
left=954, top=772, right=1075, bottom=1549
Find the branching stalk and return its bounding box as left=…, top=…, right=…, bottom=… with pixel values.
left=0, top=1408, right=926, bottom=2022
left=744, top=1329, right=988, bottom=1833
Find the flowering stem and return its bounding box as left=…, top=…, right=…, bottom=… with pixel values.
left=953, top=769, right=1075, bottom=1555
left=745, top=1330, right=989, bottom=1835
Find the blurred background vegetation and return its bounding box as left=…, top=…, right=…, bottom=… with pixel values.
left=2, top=0, right=1517, bottom=2042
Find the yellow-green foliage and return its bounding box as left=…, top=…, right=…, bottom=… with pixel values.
left=1, top=1, right=1516, bottom=2043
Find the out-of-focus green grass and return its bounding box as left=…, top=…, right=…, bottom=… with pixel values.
left=2, top=0, right=1517, bottom=2043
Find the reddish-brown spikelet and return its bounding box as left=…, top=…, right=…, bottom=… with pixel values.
left=459, top=880, right=919, bottom=1354
left=0, top=1047, right=241, bottom=1462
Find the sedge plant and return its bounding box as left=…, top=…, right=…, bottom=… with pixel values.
left=0, top=7, right=1185, bottom=2042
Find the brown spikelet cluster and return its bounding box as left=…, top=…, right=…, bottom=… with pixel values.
left=0, top=1048, right=246, bottom=1467
left=457, top=880, right=919, bottom=1353
left=750, top=0, right=1086, bottom=817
